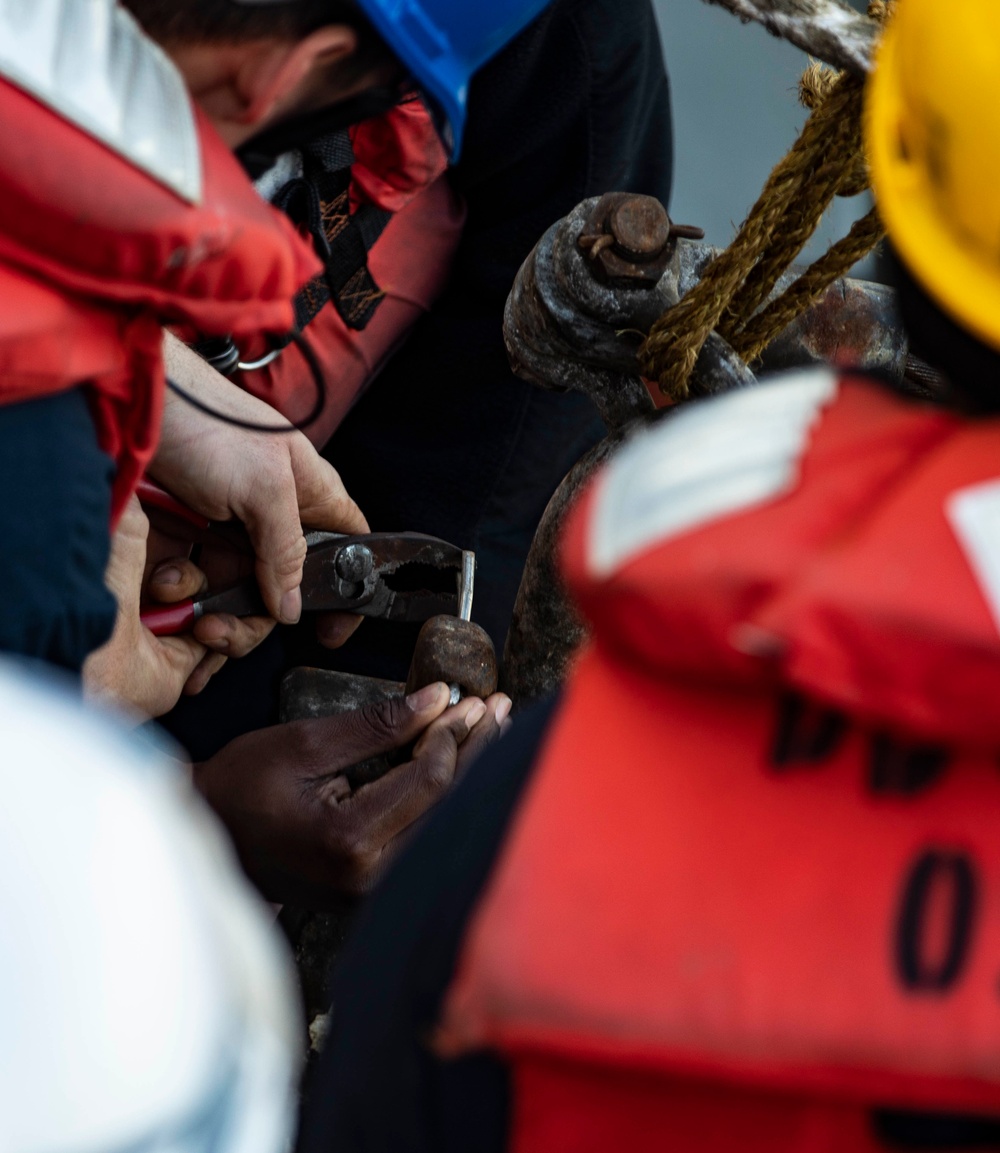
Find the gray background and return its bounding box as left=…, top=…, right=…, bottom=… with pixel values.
left=651, top=0, right=876, bottom=276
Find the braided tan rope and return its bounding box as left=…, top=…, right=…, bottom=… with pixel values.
left=730, top=206, right=884, bottom=360
left=638, top=1, right=891, bottom=401
left=719, top=76, right=863, bottom=338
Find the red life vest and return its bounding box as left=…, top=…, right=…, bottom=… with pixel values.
left=437, top=371, right=1000, bottom=1151
left=233, top=99, right=462, bottom=444
left=0, top=48, right=320, bottom=519
left=349, top=97, right=449, bottom=215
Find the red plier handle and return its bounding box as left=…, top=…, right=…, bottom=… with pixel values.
left=137, top=478, right=262, bottom=636
left=141, top=582, right=268, bottom=636
left=141, top=601, right=201, bottom=637
left=135, top=478, right=253, bottom=553
left=135, top=478, right=211, bottom=530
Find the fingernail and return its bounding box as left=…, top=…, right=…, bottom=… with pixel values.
left=406, top=682, right=447, bottom=712
left=465, top=700, right=487, bottom=729
left=154, top=565, right=183, bottom=587
left=495, top=696, right=513, bottom=725
left=279, top=587, right=302, bottom=625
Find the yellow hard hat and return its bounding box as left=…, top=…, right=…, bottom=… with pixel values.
left=865, top=0, right=1000, bottom=352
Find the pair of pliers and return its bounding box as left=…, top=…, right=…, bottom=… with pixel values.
left=136, top=479, right=475, bottom=636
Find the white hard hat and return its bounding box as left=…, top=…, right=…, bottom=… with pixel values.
left=0, top=661, right=302, bottom=1153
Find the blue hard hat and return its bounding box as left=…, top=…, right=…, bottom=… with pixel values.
left=356, top=0, right=552, bottom=159
left=231, top=0, right=553, bottom=160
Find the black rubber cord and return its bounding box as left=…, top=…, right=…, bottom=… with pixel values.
left=166, top=332, right=326, bottom=434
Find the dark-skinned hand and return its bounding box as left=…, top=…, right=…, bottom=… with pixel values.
left=192, top=682, right=512, bottom=909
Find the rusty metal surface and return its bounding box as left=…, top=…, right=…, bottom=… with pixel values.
left=280, top=667, right=404, bottom=718
left=503, top=204, right=752, bottom=430
left=500, top=192, right=932, bottom=706
left=577, top=192, right=703, bottom=289
left=405, top=616, right=498, bottom=701
left=701, top=0, right=880, bottom=74
left=503, top=194, right=918, bottom=438
left=502, top=430, right=634, bottom=706
left=503, top=205, right=658, bottom=431
left=763, top=277, right=905, bottom=379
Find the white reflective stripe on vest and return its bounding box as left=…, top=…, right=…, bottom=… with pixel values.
left=588, top=367, right=838, bottom=578
left=948, top=478, right=1000, bottom=637
left=0, top=0, right=202, bottom=202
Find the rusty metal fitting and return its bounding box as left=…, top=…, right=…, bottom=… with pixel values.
left=577, top=193, right=704, bottom=289
left=405, top=616, right=498, bottom=701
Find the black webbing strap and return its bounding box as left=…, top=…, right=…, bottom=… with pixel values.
left=272, top=129, right=392, bottom=333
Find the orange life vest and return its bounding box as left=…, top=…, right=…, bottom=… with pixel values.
left=437, top=370, right=1000, bottom=1151
left=0, top=18, right=319, bottom=519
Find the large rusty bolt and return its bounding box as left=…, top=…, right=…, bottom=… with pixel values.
left=577, top=192, right=704, bottom=289
left=405, top=616, right=498, bottom=701
left=608, top=196, right=671, bottom=261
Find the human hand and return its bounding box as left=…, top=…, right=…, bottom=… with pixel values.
left=144, top=531, right=279, bottom=661
left=192, top=683, right=512, bottom=908
left=152, top=333, right=369, bottom=654
left=83, top=497, right=228, bottom=722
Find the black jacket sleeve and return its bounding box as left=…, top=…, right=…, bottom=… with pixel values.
left=296, top=696, right=560, bottom=1153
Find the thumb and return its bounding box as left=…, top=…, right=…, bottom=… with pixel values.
left=147, top=558, right=207, bottom=605
left=242, top=446, right=368, bottom=626
left=239, top=468, right=309, bottom=626
left=313, top=682, right=452, bottom=769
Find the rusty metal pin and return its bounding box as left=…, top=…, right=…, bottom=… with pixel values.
left=578, top=233, right=615, bottom=259
left=450, top=552, right=478, bottom=703
left=669, top=222, right=707, bottom=241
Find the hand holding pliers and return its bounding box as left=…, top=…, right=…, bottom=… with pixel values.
left=136, top=479, right=474, bottom=637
